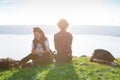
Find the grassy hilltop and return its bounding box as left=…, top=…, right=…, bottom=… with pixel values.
left=0, top=57, right=120, bottom=80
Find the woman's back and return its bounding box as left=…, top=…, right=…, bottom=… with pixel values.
left=54, top=31, right=73, bottom=54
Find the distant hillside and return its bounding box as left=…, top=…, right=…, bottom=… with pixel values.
left=0, top=25, right=120, bottom=37
left=0, top=25, right=33, bottom=34
left=0, top=25, right=58, bottom=35
left=70, top=25, right=120, bottom=37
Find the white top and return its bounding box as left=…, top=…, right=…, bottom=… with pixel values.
left=32, top=39, right=49, bottom=51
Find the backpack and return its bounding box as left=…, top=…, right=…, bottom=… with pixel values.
left=90, top=49, right=120, bottom=66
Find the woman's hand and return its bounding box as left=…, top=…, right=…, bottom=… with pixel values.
left=32, top=50, right=39, bottom=54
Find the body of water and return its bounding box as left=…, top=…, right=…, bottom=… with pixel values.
left=0, top=34, right=120, bottom=60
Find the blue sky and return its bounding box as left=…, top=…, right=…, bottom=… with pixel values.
left=0, top=0, right=120, bottom=26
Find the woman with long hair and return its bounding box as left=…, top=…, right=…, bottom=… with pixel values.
left=16, top=27, right=52, bottom=67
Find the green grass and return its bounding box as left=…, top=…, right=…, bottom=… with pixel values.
left=0, top=57, right=120, bottom=80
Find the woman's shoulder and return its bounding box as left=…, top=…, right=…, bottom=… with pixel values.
left=54, top=31, right=60, bottom=35
left=66, top=32, right=73, bottom=37
left=66, top=31, right=72, bottom=35
left=54, top=31, right=72, bottom=37
left=54, top=32, right=61, bottom=38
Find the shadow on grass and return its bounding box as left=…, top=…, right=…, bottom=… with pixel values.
left=9, top=65, right=49, bottom=80
left=0, top=69, right=9, bottom=73
left=44, top=62, right=79, bottom=80
left=7, top=62, right=79, bottom=80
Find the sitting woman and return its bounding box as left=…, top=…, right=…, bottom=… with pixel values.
left=17, top=27, right=52, bottom=67
left=54, top=19, right=73, bottom=64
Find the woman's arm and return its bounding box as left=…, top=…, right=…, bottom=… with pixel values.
left=32, top=38, right=50, bottom=54
left=32, top=49, right=48, bottom=54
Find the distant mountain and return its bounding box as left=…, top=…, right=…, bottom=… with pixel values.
left=0, top=25, right=120, bottom=37
left=70, top=25, right=120, bottom=37
left=0, top=25, right=33, bottom=34
left=0, top=25, right=58, bottom=35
